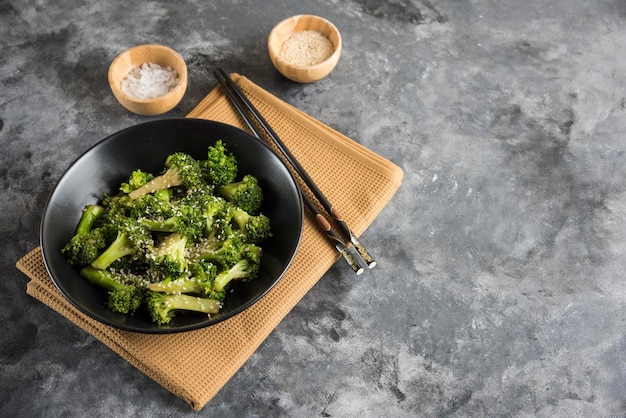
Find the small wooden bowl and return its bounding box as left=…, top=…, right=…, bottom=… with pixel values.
left=268, top=15, right=342, bottom=83
left=108, top=44, right=187, bottom=116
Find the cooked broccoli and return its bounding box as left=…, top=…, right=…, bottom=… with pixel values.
left=178, top=191, right=230, bottom=238
left=148, top=260, right=225, bottom=301
left=75, top=204, right=105, bottom=234
left=139, top=216, right=179, bottom=233
left=62, top=205, right=109, bottom=265
left=99, top=194, right=138, bottom=223
left=62, top=142, right=272, bottom=326
left=148, top=275, right=203, bottom=295
left=137, top=191, right=225, bottom=242
left=151, top=238, right=262, bottom=299
left=188, top=260, right=224, bottom=300
left=202, top=196, right=229, bottom=237
left=62, top=228, right=111, bottom=266
left=202, top=140, right=238, bottom=187
left=80, top=266, right=146, bottom=314
left=146, top=232, right=188, bottom=278
left=188, top=235, right=246, bottom=268
left=204, top=212, right=235, bottom=242
left=128, top=152, right=203, bottom=199
left=229, top=206, right=272, bottom=244
left=146, top=291, right=221, bottom=325
left=153, top=188, right=173, bottom=202
left=128, top=193, right=174, bottom=221
left=213, top=257, right=260, bottom=293
left=178, top=192, right=226, bottom=241
left=119, top=169, right=154, bottom=194
left=241, top=242, right=263, bottom=264
left=218, top=174, right=263, bottom=213
left=139, top=203, right=203, bottom=241
left=90, top=216, right=153, bottom=270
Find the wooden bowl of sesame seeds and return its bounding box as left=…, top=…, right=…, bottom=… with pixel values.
left=108, top=44, right=188, bottom=116
left=268, top=15, right=342, bottom=83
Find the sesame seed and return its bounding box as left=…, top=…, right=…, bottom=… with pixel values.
left=279, top=30, right=334, bottom=66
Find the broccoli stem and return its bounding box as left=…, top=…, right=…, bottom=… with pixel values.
left=128, top=153, right=202, bottom=200
left=148, top=263, right=224, bottom=301
left=147, top=292, right=221, bottom=325
left=140, top=217, right=178, bottom=232
left=148, top=277, right=203, bottom=294
left=76, top=204, right=105, bottom=235
left=80, top=266, right=124, bottom=291
left=90, top=232, right=136, bottom=270
left=230, top=207, right=252, bottom=231
left=80, top=266, right=144, bottom=314
left=80, top=266, right=128, bottom=292
left=161, top=293, right=220, bottom=313
left=128, top=168, right=183, bottom=200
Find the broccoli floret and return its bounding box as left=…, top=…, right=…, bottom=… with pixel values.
left=188, top=261, right=224, bottom=300
left=190, top=192, right=227, bottom=235
left=80, top=266, right=146, bottom=314
left=62, top=228, right=111, bottom=266
left=188, top=235, right=245, bottom=268
left=229, top=206, right=271, bottom=244
left=146, top=232, right=188, bottom=278
left=119, top=169, right=154, bottom=194
left=128, top=193, right=175, bottom=221
left=213, top=257, right=260, bottom=293
left=202, top=140, right=238, bottom=187
left=178, top=191, right=225, bottom=240
left=90, top=216, right=153, bottom=270
left=241, top=242, right=263, bottom=264
left=146, top=291, right=221, bottom=325
left=128, top=152, right=203, bottom=199
left=99, top=194, right=136, bottom=221
left=201, top=196, right=229, bottom=237
left=218, top=174, right=263, bottom=213
left=140, top=204, right=199, bottom=239
left=204, top=211, right=235, bottom=242
left=137, top=197, right=208, bottom=242
left=179, top=190, right=230, bottom=238
left=62, top=204, right=109, bottom=265
left=148, top=261, right=225, bottom=301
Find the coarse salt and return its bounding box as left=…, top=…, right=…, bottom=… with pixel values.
left=121, top=62, right=179, bottom=100
left=279, top=30, right=334, bottom=66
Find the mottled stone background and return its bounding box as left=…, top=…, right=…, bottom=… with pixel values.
left=2, top=0, right=626, bottom=416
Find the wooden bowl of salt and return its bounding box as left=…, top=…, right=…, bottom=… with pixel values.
left=108, top=44, right=187, bottom=116
left=268, top=15, right=342, bottom=83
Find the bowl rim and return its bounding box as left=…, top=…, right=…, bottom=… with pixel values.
left=268, top=14, right=342, bottom=70
left=40, top=118, right=304, bottom=333
left=108, top=44, right=188, bottom=104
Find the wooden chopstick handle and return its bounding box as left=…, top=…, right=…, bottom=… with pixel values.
left=315, top=214, right=364, bottom=275
left=330, top=206, right=376, bottom=269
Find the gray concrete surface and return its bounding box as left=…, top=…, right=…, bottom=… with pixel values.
left=2, top=0, right=626, bottom=416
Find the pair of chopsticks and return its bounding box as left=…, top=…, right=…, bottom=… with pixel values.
left=213, top=69, right=376, bottom=275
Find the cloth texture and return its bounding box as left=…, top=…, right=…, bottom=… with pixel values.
left=16, top=74, right=404, bottom=410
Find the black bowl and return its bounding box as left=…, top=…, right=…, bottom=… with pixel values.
left=40, top=118, right=303, bottom=333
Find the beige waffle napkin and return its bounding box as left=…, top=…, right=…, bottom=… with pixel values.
left=16, top=74, right=404, bottom=410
